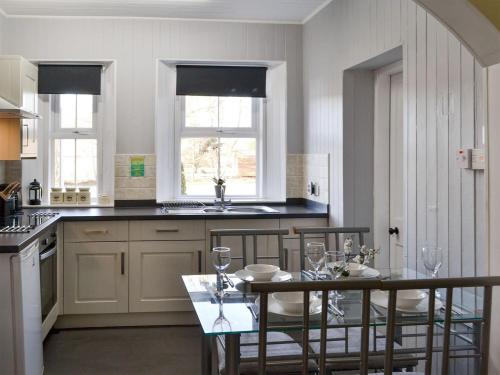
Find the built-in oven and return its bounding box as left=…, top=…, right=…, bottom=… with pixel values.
left=39, top=225, right=57, bottom=335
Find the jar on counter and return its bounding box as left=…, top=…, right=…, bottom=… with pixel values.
left=77, top=187, right=91, bottom=205
left=50, top=188, right=63, bottom=205
left=63, top=187, right=77, bottom=204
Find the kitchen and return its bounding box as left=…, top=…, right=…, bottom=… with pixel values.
left=1, top=1, right=500, bottom=374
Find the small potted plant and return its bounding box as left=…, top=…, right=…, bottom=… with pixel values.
left=213, top=177, right=226, bottom=199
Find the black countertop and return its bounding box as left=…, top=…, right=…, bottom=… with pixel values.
left=0, top=204, right=328, bottom=253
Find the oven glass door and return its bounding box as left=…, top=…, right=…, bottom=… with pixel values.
left=40, top=243, right=57, bottom=322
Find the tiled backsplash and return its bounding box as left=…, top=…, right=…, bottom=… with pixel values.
left=114, top=154, right=156, bottom=200
left=286, top=153, right=329, bottom=204
left=114, top=153, right=328, bottom=203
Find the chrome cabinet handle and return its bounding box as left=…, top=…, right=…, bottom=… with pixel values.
left=40, top=245, right=57, bottom=261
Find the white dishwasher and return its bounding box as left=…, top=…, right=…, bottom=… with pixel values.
left=10, top=241, right=44, bottom=375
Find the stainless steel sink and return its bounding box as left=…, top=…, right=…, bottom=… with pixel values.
left=202, top=206, right=279, bottom=214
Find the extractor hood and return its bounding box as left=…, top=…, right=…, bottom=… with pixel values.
left=0, top=108, right=40, bottom=119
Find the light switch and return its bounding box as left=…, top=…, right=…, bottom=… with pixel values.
left=456, top=148, right=472, bottom=169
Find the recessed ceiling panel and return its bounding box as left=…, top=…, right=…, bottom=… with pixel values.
left=0, top=0, right=330, bottom=23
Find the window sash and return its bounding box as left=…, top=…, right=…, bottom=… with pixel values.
left=49, top=94, right=102, bottom=197
left=174, top=96, right=264, bottom=198
left=51, top=94, right=97, bottom=137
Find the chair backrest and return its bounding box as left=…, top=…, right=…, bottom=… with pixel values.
left=250, top=276, right=500, bottom=375
left=209, top=228, right=290, bottom=269
left=294, top=226, right=370, bottom=270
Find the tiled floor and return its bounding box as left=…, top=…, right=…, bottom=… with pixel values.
left=43, top=326, right=202, bottom=375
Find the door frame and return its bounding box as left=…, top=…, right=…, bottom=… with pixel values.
left=373, top=60, right=403, bottom=269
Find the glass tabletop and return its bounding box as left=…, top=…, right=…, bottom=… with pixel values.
left=182, top=268, right=485, bottom=336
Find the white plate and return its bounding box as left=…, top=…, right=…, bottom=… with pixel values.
left=350, top=266, right=381, bottom=279
left=371, top=290, right=443, bottom=314
left=234, top=269, right=292, bottom=282
left=321, top=265, right=381, bottom=279
left=256, top=295, right=322, bottom=317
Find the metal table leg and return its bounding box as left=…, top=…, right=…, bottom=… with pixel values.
left=201, top=329, right=212, bottom=375
left=225, top=334, right=241, bottom=375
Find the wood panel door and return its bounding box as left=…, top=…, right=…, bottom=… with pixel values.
left=389, top=72, right=405, bottom=270
left=64, top=242, right=128, bottom=314
left=129, top=241, right=204, bottom=313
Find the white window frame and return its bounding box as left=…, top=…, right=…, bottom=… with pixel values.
left=174, top=95, right=265, bottom=199
left=48, top=94, right=103, bottom=196
left=155, top=59, right=286, bottom=203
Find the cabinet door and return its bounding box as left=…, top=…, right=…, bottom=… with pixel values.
left=64, top=242, right=128, bottom=314
left=0, top=58, right=21, bottom=107
left=20, top=59, right=38, bottom=113
left=129, top=241, right=204, bottom=312
left=20, top=119, right=37, bottom=159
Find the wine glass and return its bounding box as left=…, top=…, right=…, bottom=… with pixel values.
left=211, top=247, right=231, bottom=298
left=306, top=242, right=326, bottom=280
left=325, top=251, right=347, bottom=301
left=421, top=245, right=443, bottom=297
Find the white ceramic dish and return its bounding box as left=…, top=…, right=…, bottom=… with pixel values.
left=272, top=292, right=304, bottom=314
left=396, top=289, right=427, bottom=309
left=235, top=269, right=292, bottom=282
left=324, top=264, right=380, bottom=279
left=256, top=295, right=322, bottom=317
left=244, top=264, right=280, bottom=281
left=347, top=263, right=368, bottom=277
left=371, top=290, right=443, bottom=314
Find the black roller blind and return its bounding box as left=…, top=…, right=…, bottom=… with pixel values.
left=38, top=65, right=102, bottom=95
left=176, top=65, right=267, bottom=98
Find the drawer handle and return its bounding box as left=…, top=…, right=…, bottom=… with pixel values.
left=121, top=252, right=125, bottom=275
left=197, top=250, right=202, bottom=273
left=155, top=228, right=179, bottom=233
left=84, top=229, right=109, bottom=234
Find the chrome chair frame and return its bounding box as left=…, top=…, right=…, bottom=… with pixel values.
left=250, top=276, right=500, bottom=375
left=294, top=226, right=370, bottom=271
left=209, top=228, right=290, bottom=270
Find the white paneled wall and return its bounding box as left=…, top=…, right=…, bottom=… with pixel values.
left=0, top=18, right=303, bottom=154
left=303, top=0, right=486, bottom=279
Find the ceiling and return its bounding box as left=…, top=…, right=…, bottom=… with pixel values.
left=0, top=0, right=331, bottom=23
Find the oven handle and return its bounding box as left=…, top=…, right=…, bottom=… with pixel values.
left=40, top=244, right=57, bottom=261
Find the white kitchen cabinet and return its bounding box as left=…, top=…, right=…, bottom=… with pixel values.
left=20, top=119, right=37, bottom=158
left=129, top=241, right=204, bottom=312
left=64, top=241, right=128, bottom=314
left=0, top=56, right=38, bottom=113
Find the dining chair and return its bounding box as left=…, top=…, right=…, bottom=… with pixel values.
left=250, top=276, right=500, bottom=375
left=294, top=226, right=370, bottom=271
left=209, top=228, right=290, bottom=270
left=211, top=227, right=319, bottom=374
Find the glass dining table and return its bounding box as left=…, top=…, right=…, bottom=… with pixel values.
left=182, top=268, right=485, bottom=375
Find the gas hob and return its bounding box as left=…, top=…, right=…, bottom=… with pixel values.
left=0, top=212, right=59, bottom=233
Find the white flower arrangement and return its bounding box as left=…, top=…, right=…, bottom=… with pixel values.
left=343, top=237, right=353, bottom=255
left=353, top=245, right=380, bottom=265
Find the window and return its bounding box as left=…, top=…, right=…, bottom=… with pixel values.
left=50, top=94, right=99, bottom=197
left=175, top=96, right=264, bottom=197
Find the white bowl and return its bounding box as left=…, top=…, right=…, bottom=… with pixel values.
left=272, top=292, right=306, bottom=314
left=396, top=289, right=426, bottom=309
left=244, top=264, right=280, bottom=281
left=347, top=263, right=368, bottom=277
